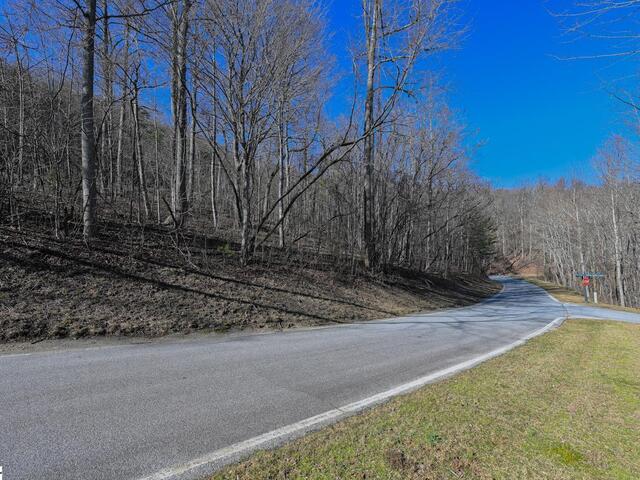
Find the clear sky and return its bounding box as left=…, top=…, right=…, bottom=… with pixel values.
left=325, top=0, right=636, bottom=187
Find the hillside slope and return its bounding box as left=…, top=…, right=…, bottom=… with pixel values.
left=0, top=223, right=499, bottom=343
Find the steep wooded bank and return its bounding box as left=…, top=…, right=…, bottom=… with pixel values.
left=492, top=136, right=640, bottom=308
left=0, top=222, right=499, bottom=342
left=0, top=0, right=496, bottom=281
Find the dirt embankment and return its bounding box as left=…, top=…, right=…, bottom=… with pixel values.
left=0, top=224, right=500, bottom=343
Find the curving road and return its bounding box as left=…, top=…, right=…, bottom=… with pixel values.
left=1, top=277, right=638, bottom=480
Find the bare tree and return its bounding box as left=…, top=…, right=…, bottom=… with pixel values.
left=80, top=0, right=98, bottom=239
left=595, top=135, right=631, bottom=307
left=197, top=0, right=350, bottom=264
left=170, top=0, right=192, bottom=226
left=359, top=0, right=459, bottom=270
left=0, top=0, right=498, bottom=283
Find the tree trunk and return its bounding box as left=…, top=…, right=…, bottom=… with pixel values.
left=115, top=21, right=129, bottom=196
left=15, top=44, right=25, bottom=184
left=132, top=84, right=150, bottom=218
left=187, top=86, right=197, bottom=205
left=573, top=188, right=589, bottom=300
left=277, top=102, right=288, bottom=249
left=154, top=114, right=160, bottom=224
left=172, top=0, right=191, bottom=226
left=210, top=148, right=218, bottom=228
left=239, top=143, right=253, bottom=265
left=81, top=0, right=98, bottom=239
left=611, top=187, right=626, bottom=307
left=101, top=0, right=114, bottom=198
left=363, top=0, right=380, bottom=270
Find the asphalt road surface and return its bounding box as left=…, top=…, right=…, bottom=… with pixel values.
left=1, top=277, right=638, bottom=480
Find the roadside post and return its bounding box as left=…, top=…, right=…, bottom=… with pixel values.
left=575, top=272, right=604, bottom=303
left=582, top=276, right=590, bottom=302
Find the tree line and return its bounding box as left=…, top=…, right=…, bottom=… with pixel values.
left=493, top=135, right=640, bottom=307
left=0, top=0, right=495, bottom=275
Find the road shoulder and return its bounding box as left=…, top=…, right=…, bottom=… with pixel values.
left=209, top=319, right=640, bottom=480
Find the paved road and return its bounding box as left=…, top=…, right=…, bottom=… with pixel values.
left=1, top=277, right=638, bottom=480
left=562, top=302, right=640, bottom=323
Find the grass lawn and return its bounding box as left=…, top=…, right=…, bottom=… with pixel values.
left=212, top=320, right=640, bottom=479
left=523, top=276, right=640, bottom=314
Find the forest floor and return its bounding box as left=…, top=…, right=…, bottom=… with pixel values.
left=210, top=319, right=640, bottom=480
left=0, top=221, right=499, bottom=344
left=523, top=276, right=640, bottom=314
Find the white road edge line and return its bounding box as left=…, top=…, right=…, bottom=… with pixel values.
left=0, top=352, right=32, bottom=359
left=545, top=291, right=561, bottom=303
left=137, top=315, right=566, bottom=480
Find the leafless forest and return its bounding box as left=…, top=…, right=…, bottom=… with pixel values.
left=1, top=0, right=638, bottom=338
left=0, top=0, right=505, bottom=341
left=0, top=0, right=494, bottom=274
left=493, top=137, right=640, bottom=308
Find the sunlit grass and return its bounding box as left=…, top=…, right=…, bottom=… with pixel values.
left=211, top=320, right=640, bottom=479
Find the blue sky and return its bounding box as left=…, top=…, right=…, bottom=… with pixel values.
left=325, top=0, right=636, bottom=187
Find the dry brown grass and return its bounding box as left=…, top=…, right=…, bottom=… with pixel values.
left=523, top=276, right=640, bottom=314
